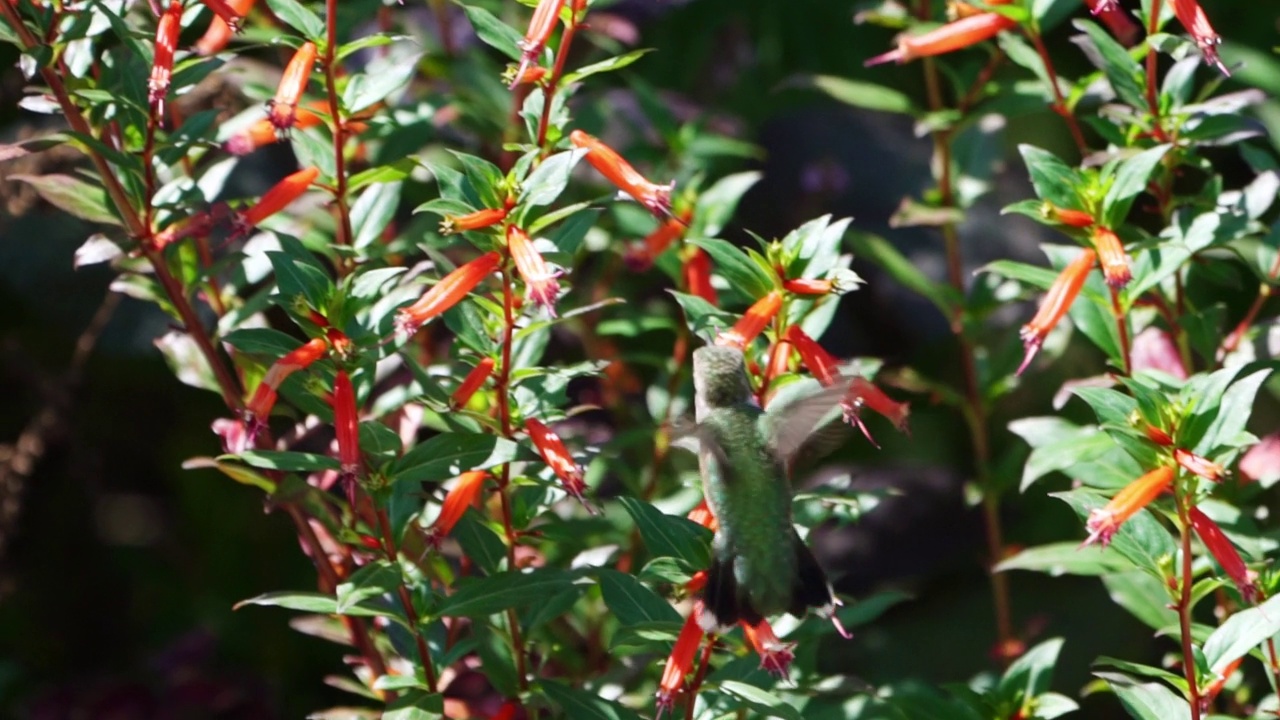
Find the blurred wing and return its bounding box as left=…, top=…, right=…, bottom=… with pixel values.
left=765, top=381, right=853, bottom=467
left=670, top=417, right=735, bottom=488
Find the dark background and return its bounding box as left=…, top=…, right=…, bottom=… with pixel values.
left=1, top=0, right=1276, bottom=717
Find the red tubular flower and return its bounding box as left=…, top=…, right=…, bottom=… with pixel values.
left=683, top=249, right=718, bottom=305
left=237, top=166, right=320, bottom=230
left=333, top=369, right=361, bottom=480
left=570, top=129, right=675, bottom=218
left=196, top=0, right=256, bottom=54
left=765, top=339, right=793, bottom=385
left=148, top=1, right=183, bottom=113
left=686, top=499, right=719, bottom=532
left=395, top=251, right=502, bottom=336
left=269, top=41, right=317, bottom=131
left=150, top=206, right=225, bottom=251
left=784, top=325, right=840, bottom=386
left=1175, top=448, right=1227, bottom=482
left=655, top=605, right=707, bottom=720
left=1171, top=0, right=1228, bottom=75
left=426, top=470, right=489, bottom=547
left=864, top=12, right=1017, bottom=67
left=1202, top=656, right=1243, bottom=710
left=524, top=418, right=591, bottom=507
left=843, top=377, right=911, bottom=447
left=1018, top=248, right=1097, bottom=375
left=199, top=0, right=244, bottom=30
left=1041, top=201, right=1095, bottom=229
left=715, top=291, right=783, bottom=350
left=1084, top=0, right=1141, bottom=46
left=512, top=0, right=566, bottom=88
left=451, top=357, right=496, bottom=408
left=1189, top=507, right=1258, bottom=603
left=642, top=211, right=692, bottom=261
left=1092, top=226, right=1131, bottom=289
left=1083, top=466, right=1175, bottom=547
left=782, top=278, right=835, bottom=296
left=686, top=570, right=708, bottom=594
left=1143, top=424, right=1174, bottom=447
left=245, top=337, right=329, bottom=425
left=740, top=619, right=795, bottom=679
left=508, top=225, right=563, bottom=315
left=440, top=207, right=507, bottom=236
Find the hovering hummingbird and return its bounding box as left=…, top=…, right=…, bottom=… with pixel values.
left=678, top=344, right=852, bottom=635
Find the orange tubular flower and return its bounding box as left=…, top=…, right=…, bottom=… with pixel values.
left=440, top=207, right=507, bottom=236
left=199, top=0, right=244, bottom=30
left=715, top=291, right=783, bottom=350
left=426, top=471, right=489, bottom=547
left=570, top=130, right=675, bottom=218
left=1144, top=424, right=1174, bottom=447
left=655, top=605, right=708, bottom=720
left=683, top=249, right=718, bottom=305
left=503, top=63, right=548, bottom=87
left=1083, top=466, right=1175, bottom=546
left=512, top=0, right=566, bottom=88
left=687, top=499, right=719, bottom=532
left=148, top=2, right=183, bottom=113
left=865, top=12, right=1017, bottom=67
left=1175, top=448, right=1227, bottom=482
left=740, top=619, right=796, bottom=679
left=783, top=278, right=835, bottom=296
left=524, top=418, right=591, bottom=507
left=333, top=369, right=361, bottom=480
left=395, top=251, right=502, bottom=336
left=765, top=339, right=793, bottom=385
left=1189, top=507, right=1258, bottom=603
left=1018, top=248, right=1097, bottom=375
left=644, top=211, right=692, bottom=259
left=237, top=166, right=320, bottom=229
left=269, top=42, right=317, bottom=131
left=245, top=337, right=329, bottom=426
left=451, top=357, right=496, bottom=408
left=1041, top=201, right=1095, bottom=229
left=1092, top=226, right=1131, bottom=289
left=196, top=0, right=256, bottom=54
left=784, top=325, right=840, bottom=387
left=1171, top=0, right=1228, bottom=75
left=508, top=226, right=563, bottom=316
left=224, top=105, right=324, bottom=155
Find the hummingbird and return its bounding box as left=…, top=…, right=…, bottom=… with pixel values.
left=678, top=344, right=852, bottom=636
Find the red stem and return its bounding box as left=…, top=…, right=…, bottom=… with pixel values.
left=1110, top=286, right=1132, bottom=375
left=1026, top=28, right=1087, bottom=155
left=1176, top=492, right=1202, bottom=719
left=324, top=0, right=354, bottom=262
left=683, top=638, right=716, bottom=720
left=377, top=507, right=439, bottom=692
left=535, top=11, right=581, bottom=150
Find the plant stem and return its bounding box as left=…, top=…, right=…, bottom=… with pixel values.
left=1110, top=286, right=1132, bottom=375
left=376, top=507, right=438, bottom=692
left=683, top=638, right=716, bottom=720
left=916, top=2, right=1015, bottom=657
left=495, top=268, right=532, bottom=700
left=1176, top=493, right=1202, bottom=719
left=535, top=9, right=581, bottom=150
left=1026, top=28, right=1088, bottom=154
left=324, top=0, right=354, bottom=262
left=1144, top=0, right=1170, bottom=141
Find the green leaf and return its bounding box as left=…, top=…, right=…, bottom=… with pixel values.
left=450, top=510, right=507, bottom=575
left=851, top=232, right=958, bottom=316
left=233, top=450, right=341, bottom=472
left=995, top=542, right=1130, bottom=576
left=694, top=171, right=762, bottom=238
left=1102, top=145, right=1171, bottom=226
left=1073, top=19, right=1146, bottom=109
left=392, top=434, right=519, bottom=485
left=562, top=49, right=654, bottom=85
left=382, top=690, right=444, bottom=719
left=717, top=681, right=804, bottom=720
left=1017, top=145, right=1079, bottom=209
left=1202, top=592, right=1280, bottom=675
left=344, top=53, right=423, bottom=113
left=435, top=569, right=574, bottom=617
left=458, top=4, right=522, bottom=61
left=235, top=590, right=339, bottom=613
left=999, top=637, right=1064, bottom=707
left=264, top=0, right=325, bottom=41
left=669, top=290, right=738, bottom=340
left=336, top=561, right=401, bottom=614
left=596, top=569, right=682, bottom=626
left=1094, top=672, right=1191, bottom=720
left=1192, top=368, right=1270, bottom=456
left=785, top=74, right=916, bottom=115
left=520, top=148, right=586, bottom=207
left=618, top=496, right=712, bottom=570
left=351, top=181, right=403, bottom=249
left=538, top=679, right=645, bottom=720
left=11, top=173, right=121, bottom=226
left=689, top=237, right=777, bottom=300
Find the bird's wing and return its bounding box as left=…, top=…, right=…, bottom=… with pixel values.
left=763, top=378, right=854, bottom=468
